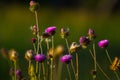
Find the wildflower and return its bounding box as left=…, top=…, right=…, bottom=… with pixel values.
left=25, top=50, right=34, bottom=61
left=88, top=28, right=96, bottom=40
left=31, top=38, right=37, bottom=43
left=61, top=28, right=69, bottom=38
left=29, top=0, right=39, bottom=12
left=98, top=39, right=109, bottom=48
left=34, top=54, right=46, bottom=63
left=9, top=49, right=18, bottom=62
left=110, top=57, right=120, bottom=71
left=45, top=26, right=56, bottom=36
left=79, top=36, right=90, bottom=48
left=69, top=42, right=80, bottom=53
left=60, top=54, right=72, bottom=64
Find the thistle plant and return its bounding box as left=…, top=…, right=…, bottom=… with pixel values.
left=1, top=1, right=120, bottom=80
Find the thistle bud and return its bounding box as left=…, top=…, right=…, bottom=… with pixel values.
left=29, top=0, right=39, bottom=12
left=69, top=42, right=80, bottom=53
left=31, top=38, right=37, bottom=43
left=9, top=49, right=18, bottom=62
left=61, top=28, right=69, bottom=38
left=32, top=25, right=38, bottom=35
left=88, top=28, right=96, bottom=40
left=79, top=36, right=90, bottom=48
left=25, top=50, right=34, bottom=61
left=16, top=70, right=22, bottom=79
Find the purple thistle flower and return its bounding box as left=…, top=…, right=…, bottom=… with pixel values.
left=45, top=26, right=56, bottom=35
left=79, top=36, right=89, bottom=47
left=98, top=39, right=109, bottom=48
left=34, top=54, right=46, bottom=63
left=60, top=54, right=72, bottom=64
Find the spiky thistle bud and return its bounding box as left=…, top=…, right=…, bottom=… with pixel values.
left=29, top=0, right=39, bottom=12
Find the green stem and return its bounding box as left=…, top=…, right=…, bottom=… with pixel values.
left=35, top=11, right=40, bottom=54
left=33, top=43, right=37, bottom=53
left=67, top=64, right=72, bottom=80
left=65, top=38, right=76, bottom=80
left=46, top=39, right=50, bottom=80
left=40, top=37, right=43, bottom=54
left=42, top=63, right=46, bottom=80
left=36, top=62, right=39, bottom=74
left=89, top=49, right=111, bottom=80
left=38, top=63, right=41, bottom=80
left=14, top=61, right=17, bottom=80
left=50, top=58, right=53, bottom=80
left=105, top=49, right=120, bottom=80
left=76, top=53, right=79, bottom=80
left=65, top=38, right=70, bottom=54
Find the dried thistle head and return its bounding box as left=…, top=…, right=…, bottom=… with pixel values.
left=61, top=28, right=69, bottom=39
left=69, top=42, right=80, bottom=53
left=9, top=49, right=18, bottom=62
left=48, top=48, right=55, bottom=58
left=25, top=50, right=34, bottom=61
left=48, top=46, right=64, bottom=59
left=110, top=57, right=120, bottom=71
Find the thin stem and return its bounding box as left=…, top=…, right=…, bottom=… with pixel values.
left=33, top=43, right=37, bottom=53
left=76, top=53, right=79, bottom=80
left=67, top=64, right=72, bottom=80
left=65, top=38, right=70, bottom=54
left=40, top=38, right=43, bottom=54
left=105, top=49, right=120, bottom=80
left=35, top=11, right=40, bottom=54
left=65, top=38, right=76, bottom=80
left=42, top=63, right=46, bottom=80
left=38, top=63, right=41, bottom=80
left=46, top=38, right=50, bottom=80
left=14, top=61, right=17, bottom=80
left=36, top=62, right=39, bottom=74
left=89, top=49, right=111, bottom=80
left=93, top=43, right=97, bottom=72
left=50, top=58, right=53, bottom=80
left=46, top=38, right=50, bottom=51
left=105, top=49, right=112, bottom=64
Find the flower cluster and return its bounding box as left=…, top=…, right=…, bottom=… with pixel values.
left=1, top=1, right=120, bottom=80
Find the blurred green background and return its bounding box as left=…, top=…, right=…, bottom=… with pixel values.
left=0, top=0, right=120, bottom=80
